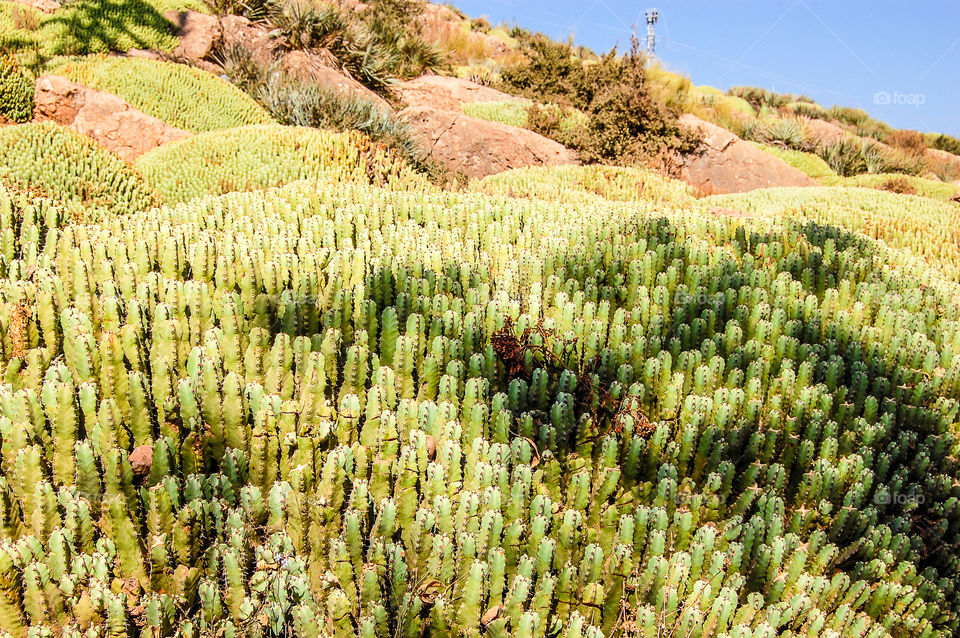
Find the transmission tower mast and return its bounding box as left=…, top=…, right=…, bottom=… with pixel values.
left=645, top=9, right=659, bottom=57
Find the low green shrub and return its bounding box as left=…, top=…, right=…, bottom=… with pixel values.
left=500, top=36, right=700, bottom=167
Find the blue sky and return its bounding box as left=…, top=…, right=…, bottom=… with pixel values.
left=449, top=0, right=960, bottom=137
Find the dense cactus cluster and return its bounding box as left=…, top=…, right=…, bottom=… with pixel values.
left=817, top=174, right=960, bottom=203
left=0, top=0, right=204, bottom=60
left=0, top=174, right=959, bottom=637
left=0, top=122, right=160, bottom=219
left=472, top=165, right=696, bottom=208
left=0, top=56, right=33, bottom=124
left=50, top=57, right=274, bottom=133
left=135, top=125, right=429, bottom=204
left=706, top=186, right=960, bottom=282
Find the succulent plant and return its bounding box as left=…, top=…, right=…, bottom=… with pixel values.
left=0, top=165, right=958, bottom=637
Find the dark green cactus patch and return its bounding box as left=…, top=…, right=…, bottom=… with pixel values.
left=0, top=56, right=33, bottom=124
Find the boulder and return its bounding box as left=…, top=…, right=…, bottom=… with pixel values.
left=414, top=4, right=513, bottom=62
left=804, top=118, right=851, bottom=146
left=678, top=114, right=816, bottom=194
left=33, top=75, right=191, bottom=162
left=220, top=14, right=279, bottom=66
left=11, top=0, right=58, bottom=13
left=281, top=50, right=392, bottom=111
left=399, top=106, right=578, bottom=179
left=925, top=148, right=960, bottom=180
left=395, top=75, right=522, bottom=111
left=164, top=10, right=222, bottom=62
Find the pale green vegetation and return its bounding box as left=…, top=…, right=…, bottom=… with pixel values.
left=135, top=124, right=428, bottom=203
left=462, top=99, right=587, bottom=132
left=818, top=173, right=960, bottom=202
left=48, top=56, right=274, bottom=133
left=472, top=164, right=696, bottom=208
left=0, top=122, right=160, bottom=218
left=751, top=142, right=837, bottom=179
left=706, top=185, right=960, bottom=281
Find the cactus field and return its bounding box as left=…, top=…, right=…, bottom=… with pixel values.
left=1, top=159, right=960, bottom=637
left=1, top=2, right=960, bottom=637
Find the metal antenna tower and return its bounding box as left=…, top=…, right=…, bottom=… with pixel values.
left=645, top=9, right=659, bottom=57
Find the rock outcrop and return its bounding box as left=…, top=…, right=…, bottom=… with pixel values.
left=165, top=10, right=222, bottom=64
left=164, top=11, right=389, bottom=108
left=678, top=114, right=816, bottom=194
left=33, top=75, right=191, bottom=162
left=400, top=106, right=578, bottom=179
left=281, top=50, right=391, bottom=110
left=395, top=75, right=521, bottom=111
left=804, top=118, right=852, bottom=146
left=925, top=148, right=960, bottom=180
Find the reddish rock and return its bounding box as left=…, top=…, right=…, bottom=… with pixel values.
left=395, top=75, right=522, bottom=111
left=281, top=50, right=391, bottom=111
left=400, top=106, right=578, bottom=179
left=414, top=4, right=513, bottom=63
left=925, top=148, right=960, bottom=180
left=10, top=0, right=58, bottom=13
left=678, top=114, right=816, bottom=194
left=804, top=118, right=852, bottom=146
left=165, top=10, right=222, bottom=62
left=220, top=14, right=279, bottom=66
left=34, top=75, right=191, bottom=162
left=129, top=445, right=154, bottom=478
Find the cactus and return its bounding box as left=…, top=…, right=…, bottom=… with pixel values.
left=0, top=160, right=959, bottom=638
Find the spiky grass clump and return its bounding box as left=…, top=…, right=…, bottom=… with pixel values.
left=818, top=138, right=926, bottom=177
left=257, top=79, right=437, bottom=178
left=48, top=55, right=273, bottom=133
left=0, top=122, right=160, bottom=218
left=749, top=116, right=815, bottom=152
left=135, top=124, right=427, bottom=203
left=265, top=0, right=444, bottom=92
